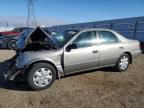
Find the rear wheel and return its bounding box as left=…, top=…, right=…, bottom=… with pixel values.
left=7, top=39, right=17, bottom=50
left=115, top=53, right=130, bottom=72
left=27, top=63, right=56, bottom=91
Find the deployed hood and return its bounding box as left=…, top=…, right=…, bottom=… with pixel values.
left=17, top=27, right=57, bottom=51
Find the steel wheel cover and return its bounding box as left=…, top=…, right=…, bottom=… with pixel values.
left=119, top=56, right=129, bottom=70
left=33, top=68, right=53, bottom=87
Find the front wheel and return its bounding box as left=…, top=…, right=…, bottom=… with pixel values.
left=115, top=53, right=130, bottom=72
left=27, top=63, right=56, bottom=91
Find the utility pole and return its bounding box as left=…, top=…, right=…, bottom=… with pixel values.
left=27, top=0, right=37, bottom=28
left=6, top=22, right=9, bottom=31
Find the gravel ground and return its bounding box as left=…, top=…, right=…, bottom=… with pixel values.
left=0, top=50, right=144, bottom=108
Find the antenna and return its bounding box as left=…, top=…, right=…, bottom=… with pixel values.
left=27, top=0, right=37, bottom=27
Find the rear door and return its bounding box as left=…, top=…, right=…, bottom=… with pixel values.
left=98, top=31, right=124, bottom=66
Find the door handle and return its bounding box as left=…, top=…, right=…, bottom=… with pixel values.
left=92, top=50, right=98, bottom=53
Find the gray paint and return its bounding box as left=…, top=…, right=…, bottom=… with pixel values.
left=16, top=28, right=141, bottom=77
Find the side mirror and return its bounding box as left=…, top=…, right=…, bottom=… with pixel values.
left=66, top=44, right=77, bottom=52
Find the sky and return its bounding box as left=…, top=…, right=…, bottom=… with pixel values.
left=0, top=0, right=144, bottom=27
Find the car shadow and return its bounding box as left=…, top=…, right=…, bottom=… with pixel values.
left=63, top=67, right=119, bottom=78
left=0, top=59, right=31, bottom=91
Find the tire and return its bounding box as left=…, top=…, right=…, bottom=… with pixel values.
left=27, top=63, right=56, bottom=91
left=7, top=39, right=17, bottom=50
left=115, top=53, right=130, bottom=72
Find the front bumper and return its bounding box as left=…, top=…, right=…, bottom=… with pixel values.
left=3, top=69, right=21, bottom=81
left=3, top=60, right=24, bottom=81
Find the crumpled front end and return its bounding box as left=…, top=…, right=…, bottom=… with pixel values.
left=3, top=27, right=57, bottom=81
left=3, top=52, right=27, bottom=81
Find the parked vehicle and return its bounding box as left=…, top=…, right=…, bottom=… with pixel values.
left=0, top=27, right=31, bottom=36
left=0, top=31, right=19, bottom=36
left=0, top=35, right=18, bottom=49
left=4, top=28, right=141, bottom=90
left=0, top=27, right=33, bottom=49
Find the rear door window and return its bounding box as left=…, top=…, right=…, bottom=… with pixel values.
left=99, top=31, right=119, bottom=44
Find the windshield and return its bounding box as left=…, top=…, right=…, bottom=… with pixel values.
left=50, top=30, right=79, bottom=48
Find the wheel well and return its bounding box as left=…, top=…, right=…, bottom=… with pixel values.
left=26, top=60, right=59, bottom=78
left=124, top=52, right=132, bottom=64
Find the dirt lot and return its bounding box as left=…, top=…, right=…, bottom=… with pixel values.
left=0, top=50, right=144, bottom=108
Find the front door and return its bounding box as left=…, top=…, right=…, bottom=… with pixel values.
left=64, top=31, right=100, bottom=73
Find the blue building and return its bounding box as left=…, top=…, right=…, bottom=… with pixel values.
left=48, top=16, right=144, bottom=42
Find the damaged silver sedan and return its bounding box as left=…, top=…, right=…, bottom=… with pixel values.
left=4, top=27, right=141, bottom=90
